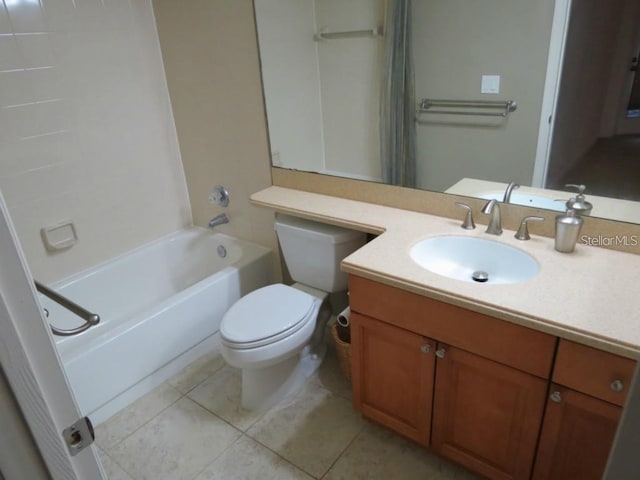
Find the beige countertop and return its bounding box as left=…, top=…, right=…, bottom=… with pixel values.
left=251, top=186, right=640, bottom=359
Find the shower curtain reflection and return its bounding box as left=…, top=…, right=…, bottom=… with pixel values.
left=379, top=0, right=417, bottom=187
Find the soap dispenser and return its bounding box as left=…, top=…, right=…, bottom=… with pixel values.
left=564, top=184, right=593, bottom=216
left=555, top=209, right=584, bottom=253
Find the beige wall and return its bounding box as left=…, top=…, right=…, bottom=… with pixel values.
left=0, top=0, right=191, bottom=283
left=414, top=0, right=555, bottom=192
left=153, top=0, right=280, bottom=274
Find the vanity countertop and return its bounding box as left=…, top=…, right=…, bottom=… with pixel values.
left=251, top=186, right=640, bottom=359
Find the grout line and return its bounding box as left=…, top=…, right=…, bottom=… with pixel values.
left=96, top=382, right=184, bottom=453
left=187, top=433, right=245, bottom=480
left=317, top=416, right=366, bottom=480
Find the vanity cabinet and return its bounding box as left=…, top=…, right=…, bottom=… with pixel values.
left=531, top=340, right=636, bottom=480
left=350, top=313, right=435, bottom=445
left=348, top=275, right=638, bottom=480
left=349, top=275, right=556, bottom=480
left=431, top=343, right=547, bottom=479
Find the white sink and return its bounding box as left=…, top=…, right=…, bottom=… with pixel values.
left=478, top=191, right=566, bottom=212
left=410, top=236, right=539, bottom=284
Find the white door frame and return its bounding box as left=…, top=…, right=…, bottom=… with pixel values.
left=0, top=192, right=104, bottom=479
left=531, top=0, right=572, bottom=188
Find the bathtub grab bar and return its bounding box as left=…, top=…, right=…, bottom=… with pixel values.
left=35, top=281, right=100, bottom=336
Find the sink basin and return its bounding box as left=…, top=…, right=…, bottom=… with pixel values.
left=478, top=191, right=566, bottom=212
left=410, top=236, right=539, bottom=284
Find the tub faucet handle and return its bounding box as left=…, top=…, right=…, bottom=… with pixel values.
left=454, top=202, right=475, bottom=230
left=209, top=185, right=230, bottom=207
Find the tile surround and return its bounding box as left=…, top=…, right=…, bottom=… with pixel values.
left=97, top=347, right=477, bottom=480
left=0, top=0, right=191, bottom=283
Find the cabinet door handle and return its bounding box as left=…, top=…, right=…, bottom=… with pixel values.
left=420, top=344, right=431, bottom=354
left=435, top=348, right=446, bottom=359
left=610, top=380, right=624, bottom=393
left=549, top=391, right=562, bottom=403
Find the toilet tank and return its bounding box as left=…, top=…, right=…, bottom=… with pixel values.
left=274, top=214, right=367, bottom=292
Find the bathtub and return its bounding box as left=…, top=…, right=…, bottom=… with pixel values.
left=40, top=228, right=273, bottom=424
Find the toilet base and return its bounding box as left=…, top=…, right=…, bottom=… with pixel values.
left=241, top=342, right=327, bottom=411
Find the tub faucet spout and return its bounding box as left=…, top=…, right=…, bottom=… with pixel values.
left=208, top=213, right=229, bottom=229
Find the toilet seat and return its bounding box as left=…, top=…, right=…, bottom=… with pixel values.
left=220, top=284, right=316, bottom=350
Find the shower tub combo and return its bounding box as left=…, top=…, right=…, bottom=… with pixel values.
left=41, top=228, right=273, bottom=424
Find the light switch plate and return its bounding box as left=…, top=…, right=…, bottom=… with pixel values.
left=481, top=75, right=500, bottom=94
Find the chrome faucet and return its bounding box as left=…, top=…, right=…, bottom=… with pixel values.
left=503, top=181, right=520, bottom=203
left=481, top=199, right=502, bottom=235
left=208, top=213, right=229, bottom=228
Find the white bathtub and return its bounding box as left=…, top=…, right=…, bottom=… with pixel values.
left=40, top=228, right=273, bottom=423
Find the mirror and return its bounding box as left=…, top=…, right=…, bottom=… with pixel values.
left=254, top=0, right=640, bottom=224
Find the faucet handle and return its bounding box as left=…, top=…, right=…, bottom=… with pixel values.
left=454, top=202, right=475, bottom=230
left=515, top=216, right=544, bottom=241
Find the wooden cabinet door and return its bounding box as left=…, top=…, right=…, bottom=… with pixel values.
left=431, top=344, right=547, bottom=480
left=532, top=384, right=622, bottom=480
left=351, top=312, right=436, bottom=446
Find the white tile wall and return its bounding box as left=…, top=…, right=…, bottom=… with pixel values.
left=0, top=0, right=191, bottom=282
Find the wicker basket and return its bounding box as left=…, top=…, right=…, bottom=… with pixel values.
left=331, top=323, right=352, bottom=381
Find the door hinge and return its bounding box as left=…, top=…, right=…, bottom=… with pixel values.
left=62, top=416, right=94, bottom=456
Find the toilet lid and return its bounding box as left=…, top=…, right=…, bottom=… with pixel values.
left=220, top=284, right=316, bottom=347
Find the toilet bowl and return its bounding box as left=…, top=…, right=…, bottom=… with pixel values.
left=220, top=283, right=329, bottom=410
left=218, top=214, right=366, bottom=410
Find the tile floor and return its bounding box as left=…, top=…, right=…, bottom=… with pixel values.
left=95, top=334, right=479, bottom=480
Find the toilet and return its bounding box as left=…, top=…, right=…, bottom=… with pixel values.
left=219, top=214, right=366, bottom=410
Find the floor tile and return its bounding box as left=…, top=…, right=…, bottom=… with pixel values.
left=97, top=447, right=134, bottom=480
left=167, top=349, right=227, bottom=394
left=247, top=381, right=363, bottom=478
left=187, top=365, right=264, bottom=431
left=95, top=382, right=182, bottom=451
left=194, top=435, right=313, bottom=480
left=109, top=397, right=241, bottom=480
left=323, top=422, right=480, bottom=480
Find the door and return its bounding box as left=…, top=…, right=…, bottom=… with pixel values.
left=532, top=384, right=622, bottom=480
left=351, top=313, right=435, bottom=446
left=0, top=192, right=104, bottom=479
left=431, top=344, right=548, bottom=480
left=614, top=1, right=640, bottom=136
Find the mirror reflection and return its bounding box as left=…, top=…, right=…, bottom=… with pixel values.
left=254, top=0, right=640, bottom=224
